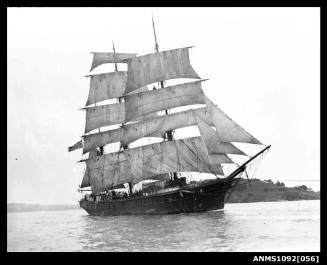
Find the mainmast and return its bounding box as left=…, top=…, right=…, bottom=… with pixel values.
left=152, top=16, right=177, bottom=181
left=113, top=40, right=133, bottom=194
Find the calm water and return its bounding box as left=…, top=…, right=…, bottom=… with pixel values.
left=7, top=200, right=320, bottom=252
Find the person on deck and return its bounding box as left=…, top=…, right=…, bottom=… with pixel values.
left=99, top=146, right=104, bottom=155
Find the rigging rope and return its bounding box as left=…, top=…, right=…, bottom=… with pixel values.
left=180, top=139, right=219, bottom=177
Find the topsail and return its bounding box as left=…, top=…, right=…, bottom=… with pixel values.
left=84, top=80, right=205, bottom=133
left=125, top=80, right=206, bottom=122
left=82, top=96, right=261, bottom=153
left=90, top=52, right=137, bottom=71
left=84, top=102, right=158, bottom=134
left=125, top=47, right=200, bottom=93
left=85, top=71, right=149, bottom=106
left=82, top=107, right=211, bottom=153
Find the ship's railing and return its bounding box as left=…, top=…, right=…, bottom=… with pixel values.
left=81, top=177, right=194, bottom=202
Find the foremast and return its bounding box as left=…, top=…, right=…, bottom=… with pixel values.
left=112, top=40, right=133, bottom=194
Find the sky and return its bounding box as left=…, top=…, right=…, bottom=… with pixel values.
left=7, top=7, right=320, bottom=204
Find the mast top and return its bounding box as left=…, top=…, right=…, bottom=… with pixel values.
left=112, top=40, right=118, bottom=72
left=152, top=16, right=159, bottom=53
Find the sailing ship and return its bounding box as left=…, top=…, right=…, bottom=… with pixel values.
left=68, top=18, right=270, bottom=216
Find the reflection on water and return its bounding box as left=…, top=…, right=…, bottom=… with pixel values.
left=79, top=210, right=229, bottom=252
left=7, top=200, right=320, bottom=252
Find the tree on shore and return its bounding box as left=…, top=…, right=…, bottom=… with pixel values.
left=294, top=185, right=311, bottom=192
left=276, top=181, right=285, bottom=187
left=265, top=179, right=273, bottom=184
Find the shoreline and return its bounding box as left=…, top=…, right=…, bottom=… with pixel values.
left=226, top=199, right=319, bottom=204
left=7, top=199, right=320, bottom=213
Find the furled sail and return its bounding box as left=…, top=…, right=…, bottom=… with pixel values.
left=84, top=137, right=233, bottom=193
left=90, top=52, right=137, bottom=71
left=150, top=173, right=171, bottom=181
left=85, top=71, right=149, bottom=106
left=204, top=97, right=262, bottom=144
left=125, top=47, right=200, bottom=93
left=125, top=80, right=206, bottom=122
left=68, top=139, right=83, bottom=152
left=84, top=80, right=205, bottom=133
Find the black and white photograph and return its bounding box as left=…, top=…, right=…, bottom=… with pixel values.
left=7, top=7, right=320, bottom=252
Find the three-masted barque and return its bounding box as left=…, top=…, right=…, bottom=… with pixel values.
left=68, top=18, right=270, bottom=216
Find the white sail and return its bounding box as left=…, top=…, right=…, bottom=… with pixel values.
left=192, top=110, right=245, bottom=155
left=84, top=81, right=205, bottom=133
left=90, top=52, right=137, bottom=71
left=86, top=71, right=149, bottom=106
left=125, top=47, right=200, bottom=93
left=127, top=86, right=149, bottom=95
left=125, top=80, right=205, bottom=122
left=205, top=97, right=262, bottom=144
left=84, top=103, right=124, bottom=133
left=68, top=139, right=83, bottom=152
left=122, top=107, right=209, bottom=146
left=86, top=71, right=126, bottom=106
left=85, top=137, right=232, bottom=193
left=83, top=128, right=121, bottom=154
left=83, top=94, right=259, bottom=152
left=83, top=107, right=209, bottom=153
left=84, top=102, right=158, bottom=134
left=208, top=154, right=233, bottom=166
left=81, top=166, right=90, bottom=188
left=80, top=150, right=100, bottom=187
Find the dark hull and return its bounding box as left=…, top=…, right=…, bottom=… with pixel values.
left=80, top=178, right=233, bottom=216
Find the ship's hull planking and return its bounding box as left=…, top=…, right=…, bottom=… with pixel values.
left=80, top=179, right=231, bottom=216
